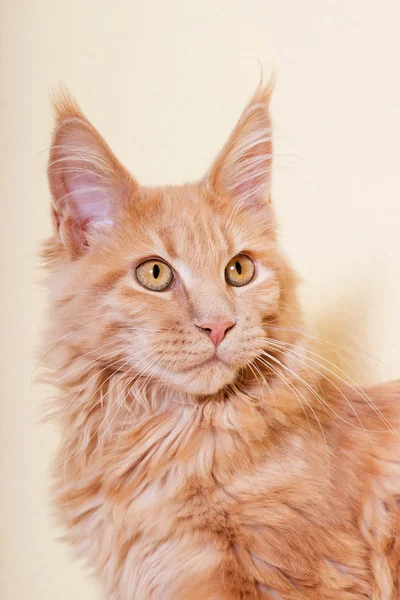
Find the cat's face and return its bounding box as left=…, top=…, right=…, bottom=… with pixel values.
left=47, top=81, right=296, bottom=396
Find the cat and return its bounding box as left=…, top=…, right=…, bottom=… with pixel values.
left=42, top=79, right=400, bottom=599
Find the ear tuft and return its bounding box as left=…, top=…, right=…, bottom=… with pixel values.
left=50, top=84, right=84, bottom=123
left=207, top=76, right=274, bottom=217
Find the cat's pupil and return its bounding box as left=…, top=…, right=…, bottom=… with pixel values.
left=235, top=261, right=242, bottom=275
left=153, top=264, right=160, bottom=279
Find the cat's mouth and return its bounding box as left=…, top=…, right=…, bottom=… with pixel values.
left=180, top=355, right=230, bottom=373
left=155, top=352, right=236, bottom=396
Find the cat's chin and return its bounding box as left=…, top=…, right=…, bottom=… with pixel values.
left=164, top=360, right=237, bottom=396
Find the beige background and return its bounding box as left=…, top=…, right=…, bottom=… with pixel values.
left=1, top=1, right=400, bottom=598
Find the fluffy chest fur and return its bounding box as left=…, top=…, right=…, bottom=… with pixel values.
left=53, top=379, right=400, bottom=600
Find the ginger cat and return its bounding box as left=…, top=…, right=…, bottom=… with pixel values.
left=42, top=80, right=400, bottom=599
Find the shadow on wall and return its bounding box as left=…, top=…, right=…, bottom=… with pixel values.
left=303, top=269, right=399, bottom=390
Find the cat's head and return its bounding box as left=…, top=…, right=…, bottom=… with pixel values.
left=45, top=81, right=300, bottom=398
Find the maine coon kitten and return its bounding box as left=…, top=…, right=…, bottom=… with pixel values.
left=42, top=80, right=400, bottom=599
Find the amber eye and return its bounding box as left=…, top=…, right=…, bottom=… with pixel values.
left=136, top=259, right=173, bottom=291
left=225, top=254, right=255, bottom=287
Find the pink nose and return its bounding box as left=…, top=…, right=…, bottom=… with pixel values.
left=197, top=320, right=236, bottom=347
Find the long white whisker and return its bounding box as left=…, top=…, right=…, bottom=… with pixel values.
left=262, top=340, right=378, bottom=440
left=261, top=337, right=397, bottom=436
left=267, top=324, right=397, bottom=375
left=51, top=338, right=152, bottom=388
left=58, top=341, right=156, bottom=420
left=98, top=350, right=162, bottom=446
left=257, top=356, right=316, bottom=439
left=256, top=355, right=329, bottom=456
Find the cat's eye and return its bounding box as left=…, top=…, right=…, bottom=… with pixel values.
left=225, top=254, right=255, bottom=287
left=135, top=259, right=173, bottom=292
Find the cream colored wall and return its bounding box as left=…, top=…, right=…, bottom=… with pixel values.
left=1, top=1, right=399, bottom=598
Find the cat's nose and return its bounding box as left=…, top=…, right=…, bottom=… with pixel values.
left=197, top=319, right=236, bottom=347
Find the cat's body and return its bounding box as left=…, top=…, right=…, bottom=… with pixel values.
left=43, top=83, right=400, bottom=599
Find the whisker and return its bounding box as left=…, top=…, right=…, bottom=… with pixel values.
left=32, top=325, right=87, bottom=381
left=260, top=337, right=397, bottom=436
left=259, top=346, right=376, bottom=446
left=256, top=354, right=329, bottom=456
left=257, top=356, right=316, bottom=440
left=50, top=341, right=120, bottom=385
left=57, top=341, right=156, bottom=421
left=267, top=324, right=398, bottom=375
left=51, top=338, right=152, bottom=388
left=262, top=340, right=379, bottom=440
left=98, top=351, right=161, bottom=446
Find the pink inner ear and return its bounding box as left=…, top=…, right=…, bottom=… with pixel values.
left=231, top=164, right=271, bottom=205
left=48, top=105, right=137, bottom=255
left=65, top=170, right=112, bottom=231
left=207, top=83, right=273, bottom=213
left=51, top=121, right=117, bottom=239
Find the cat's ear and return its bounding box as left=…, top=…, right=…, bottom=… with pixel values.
left=48, top=89, right=137, bottom=257
left=207, top=78, right=274, bottom=218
